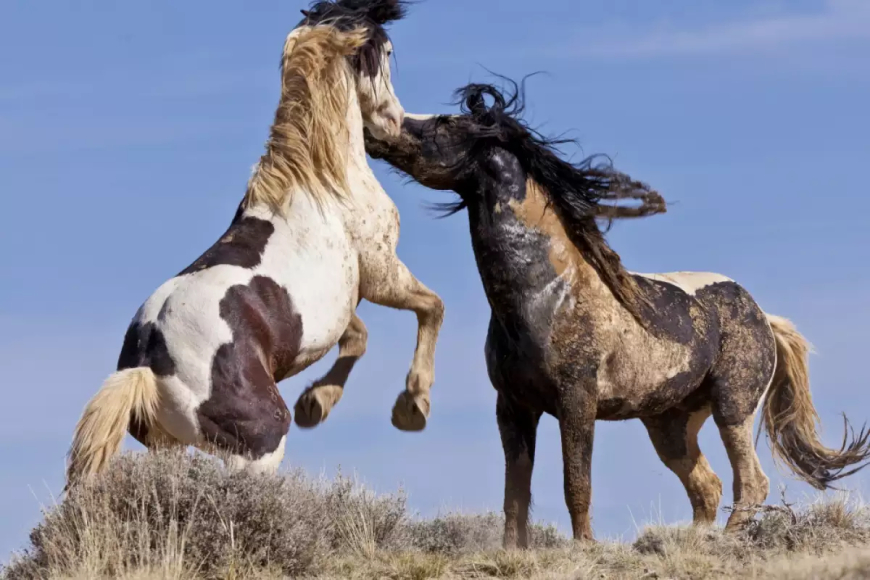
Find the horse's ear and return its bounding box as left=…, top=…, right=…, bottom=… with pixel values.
left=300, top=9, right=310, bottom=17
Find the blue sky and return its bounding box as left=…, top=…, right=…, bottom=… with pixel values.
left=1, top=0, right=869, bottom=557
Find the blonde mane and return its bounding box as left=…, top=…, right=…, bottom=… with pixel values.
left=242, top=25, right=370, bottom=214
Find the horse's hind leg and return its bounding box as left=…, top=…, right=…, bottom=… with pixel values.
left=716, top=413, right=769, bottom=530
left=294, top=312, right=368, bottom=428
left=710, top=339, right=775, bottom=529
left=707, top=295, right=775, bottom=530
left=129, top=413, right=183, bottom=451
left=642, top=406, right=722, bottom=524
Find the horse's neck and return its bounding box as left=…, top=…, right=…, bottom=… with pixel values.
left=248, top=91, right=390, bottom=247
left=339, top=90, right=395, bottom=240
left=470, top=196, right=614, bottom=326
left=250, top=89, right=380, bottom=224
left=343, top=91, right=381, bottom=193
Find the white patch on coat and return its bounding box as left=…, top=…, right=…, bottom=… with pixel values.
left=226, top=435, right=287, bottom=475
left=634, top=271, right=734, bottom=296
left=249, top=197, right=356, bottom=371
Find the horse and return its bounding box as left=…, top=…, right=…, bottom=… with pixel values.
left=364, top=80, right=870, bottom=546
left=66, top=0, right=445, bottom=487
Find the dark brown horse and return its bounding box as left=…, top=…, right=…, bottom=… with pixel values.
left=365, top=81, right=870, bottom=546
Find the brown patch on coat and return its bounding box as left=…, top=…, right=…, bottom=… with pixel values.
left=508, top=179, right=651, bottom=329
left=197, top=276, right=301, bottom=458
left=179, top=217, right=274, bottom=275
left=117, top=322, right=176, bottom=377
left=508, top=180, right=585, bottom=281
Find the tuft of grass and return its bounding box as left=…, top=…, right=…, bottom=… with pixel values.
left=321, top=469, right=408, bottom=557
left=744, top=493, right=870, bottom=553
left=1, top=451, right=407, bottom=580
left=402, top=512, right=566, bottom=556
left=5, top=451, right=870, bottom=579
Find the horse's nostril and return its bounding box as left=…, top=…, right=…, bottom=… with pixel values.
left=384, top=112, right=401, bottom=134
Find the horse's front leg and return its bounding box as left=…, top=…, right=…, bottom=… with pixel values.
left=497, top=393, right=541, bottom=549
left=294, top=312, right=368, bottom=428
left=558, top=383, right=597, bottom=541
left=361, top=253, right=444, bottom=431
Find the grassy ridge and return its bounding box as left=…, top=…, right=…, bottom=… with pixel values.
left=3, top=451, right=870, bottom=579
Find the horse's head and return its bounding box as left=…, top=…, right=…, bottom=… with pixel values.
left=366, top=80, right=666, bottom=219
left=298, top=0, right=406, bottom=140
left=364, top=83, right=531, bottom=198
left=355, top=36, right=403, bottom=140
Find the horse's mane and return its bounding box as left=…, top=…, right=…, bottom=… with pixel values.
left=300, top=0, right=407, bottom=77
left=242, top=0, right=406, bottom=214
left=450, top=78, right=666, bottom=324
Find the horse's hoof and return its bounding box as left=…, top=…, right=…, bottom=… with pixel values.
left=294, top=386, right=338, bottom=429
left=391, top=391, right=429, bottom=432
left=724, top=520, right=751, bottom=535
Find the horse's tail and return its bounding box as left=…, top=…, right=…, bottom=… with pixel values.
left=760, top=314, right=870, bottom=489
left=66, top=367, right=160, bottom=489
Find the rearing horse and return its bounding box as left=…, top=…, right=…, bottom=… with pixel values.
left=365, top=81, right=870, bottom=545
left=67, top=0, right=444, bottom=486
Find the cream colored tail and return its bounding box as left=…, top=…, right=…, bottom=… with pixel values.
left=66, top=367, right=160, bottom=488
left=760, top=314, right=870, bottom=489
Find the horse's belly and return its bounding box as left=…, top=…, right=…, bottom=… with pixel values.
left=596, top=382, right=707, bottom=420
left=596, top=351, right=712, bottom=420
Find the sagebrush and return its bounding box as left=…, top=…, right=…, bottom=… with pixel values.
left=4, top=451, right=870, bottom=579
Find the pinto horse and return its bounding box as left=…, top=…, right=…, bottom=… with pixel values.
left=365, top=81, right=870, bottom=545
left=67, top=0, right=444, bottom=487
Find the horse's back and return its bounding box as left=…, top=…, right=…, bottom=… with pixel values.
left=636, top=270, right=769, bottom=334
left=633, top=271, right=733, bottom=297
left=634, top=270, right=774, bottom=362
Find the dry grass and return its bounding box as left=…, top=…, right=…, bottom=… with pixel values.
left=4, top=451, right=870, bottom=580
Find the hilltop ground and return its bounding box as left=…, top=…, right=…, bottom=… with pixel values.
left=3, top=451, right=870, bottom=580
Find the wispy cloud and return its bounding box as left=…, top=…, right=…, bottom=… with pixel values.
left=574, top=0, right=870, bottom=59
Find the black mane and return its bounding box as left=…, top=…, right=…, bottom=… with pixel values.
left=450, top=78, right=666, bottom=323
left=298, top=0, right=407, bottom=77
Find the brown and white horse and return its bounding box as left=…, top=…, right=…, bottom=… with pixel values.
left=365, top=81, right=870, bottom=545
left=67, top=0, right=444, bottom=486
